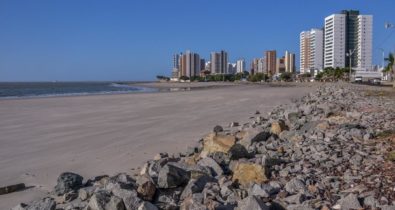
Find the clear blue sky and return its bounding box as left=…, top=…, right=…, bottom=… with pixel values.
left=1, top=0, right=395, bottom=81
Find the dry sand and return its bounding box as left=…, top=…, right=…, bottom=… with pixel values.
left=0, top=83, right=317, bottom=209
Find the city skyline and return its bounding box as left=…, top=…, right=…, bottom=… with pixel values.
left=1, top=1, right=395, bottom=81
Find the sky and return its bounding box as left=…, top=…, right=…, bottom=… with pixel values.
left=1, top=0, right=395, bottom=81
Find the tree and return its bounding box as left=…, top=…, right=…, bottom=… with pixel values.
left=156, top=75, right=170, bottom=81
left=248, top=73, right=268, bottom=82
left=280, top=72, right=293, bottom=81
left=179, top=76, right=190, bottom=81
left=384, top=53, right=394, bottom=84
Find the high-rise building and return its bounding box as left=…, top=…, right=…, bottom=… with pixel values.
left=300, top=29, right=324, bottom=74
left=200, top=59, right=206, bottom=72
left=324, top=13, right=347, bottom=68
left=179, top=50, right=201, bottom=78
left=210, top=50, right=228, bottom=74
left=250, top=58, right=259, bottom=75
left=236, top=59, right=246, bottom=73
left=284, top=51, right=296, bottom=73
left=265, top=50, right=277, bottom=75
left=276, top=57, right=285, bottom=74
left=257, top=58, right=266, bottom=74
left=228, top=63, right=237, bottom=74
left=172, top=53, right=180, bottom=78
left=324, top=10, right=372, bottom=70
left=357, top=15, right=373, bottom=70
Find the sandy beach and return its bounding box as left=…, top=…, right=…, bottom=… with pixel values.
left=0, top=83, right=317, bottom=209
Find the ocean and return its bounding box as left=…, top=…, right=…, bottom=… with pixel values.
left=0, top=82, right=158, bottom=99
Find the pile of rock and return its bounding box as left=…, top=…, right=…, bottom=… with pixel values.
left=12, top=84, right=395, bottom=210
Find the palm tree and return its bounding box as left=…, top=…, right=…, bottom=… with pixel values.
left=384, top=53, right=394, bottom=85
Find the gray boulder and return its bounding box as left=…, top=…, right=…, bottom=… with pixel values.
left=157, top=162, right=190, bottom=188
left=338, top=193, right=362, bottom=210
left=237, top=195, right=270, bottom=210
left=197, top=157, right=223, bottom=177
left=284, top=178, right=306, bottom=195
left=54, top=172, right=83, bottom=195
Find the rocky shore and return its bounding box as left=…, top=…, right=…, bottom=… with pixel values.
left=10, top=84, right=395, bottom=210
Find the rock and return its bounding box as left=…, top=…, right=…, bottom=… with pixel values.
left=197, top=157, right=223, bottom=177
left=213, top=125, right=224, bottom=133
left=0, top=183, right=25, bottom=195
left=237, top=195, right=270, bottom=210
left=270, top=120, right=287, bottom=135
left=24, top=197, right=56, bottom=210
left=54, top=172, right=83, bottom=196
left=239, top=127, right=271, bottom=147
left=86, top=190, right=125, bottom=210
left=11, top=204, right=27, bottom=210
left=284, top=178, right=306, bottom=195
left=249, top=184, right=270, bottom=198
left=201, top=133, right=236, bottom=157
left=231, top=162, right=268, bottom=187
left=137, top=177, right=156, bottom=201
left=338, top=193, right=362, bottom=210
left=62, top=191, right=78, bottom=202
left=157, top=163, right=190, bottom=188
left=180, top=175, right=216, bottom=200
left=287, top=112, right=300, bottom=124
left=228, top=144, right=250, bottom=160
left=138, top=202, right=158, bottom=210
left=284, top=193, right=306, bottom=204
left=180, top=193, right=206, bottom=210
left=154, top=188, right=181, bottom=210
left=109, top=185, right=142, bottom=210
left=79, top=187, right=95, bottom=201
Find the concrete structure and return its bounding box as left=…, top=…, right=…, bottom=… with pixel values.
left=357, top=15, right=373, bottom=70
left=228, top=63, right=237, bottom=74
left=324, top=10, right=372, bottom=70
left=250, top=58, right=259, bottom=75
left=284, top=51, right=296, bottom=73
left=265, top=50, right=276, bottom=75
left=210, top=50, right=228, bottom=74
left=179, top=50, right=201, bottom=78
left=276, top=57, right=285, bottom=74
left=300, top=31, right=311, bottom=74
left=257, top=58, right=266, bottom=74
left=172, top=53, right=180, bottom=78
left=236, top=59, right=246, bottom=73
left=324, top=14, right=346, bottom=68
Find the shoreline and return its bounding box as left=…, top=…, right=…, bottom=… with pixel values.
left=0, top=84, right=318, bottom=209
left=3, top=83, right=394, bottom=210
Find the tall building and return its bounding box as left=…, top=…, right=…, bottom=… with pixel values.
left=179, top=50, right=201, bottom=78
left=228, top=63, right=237, bottom=74
left=210, top=50, right=228, bottom=74
left=284, top=51, right=296, bottom=73
left=257, top=58, right=266, bottom=74
left=357, top=15, right=373, bottom=70
left=250, top=58, right=259, bottom=75
left=276, top=57, right=285, bottom=74
left=172, top=53, right=180, bottom=78
left=236, top=59, right=246, bottom=73
left=300, top=29, right=324, bottom=74
left=324, top=10, right=372, bottom=70
left=265, top=50, right=277, bottom=75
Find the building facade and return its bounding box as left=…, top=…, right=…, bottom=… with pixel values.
left=236, top=59, right=246, bottom=73
left=276, top=57, right=285, bottom=74
left=300, top=29, right=324, bottom=74
left=179, top=50, right=201, bottom=78
left=284, top=51, right=296, bottom=73
left=265, top=50, right=277, bottom=75
left=324, top=10, right=372, bottom=70
left=210, top=50, right=228, bottom=74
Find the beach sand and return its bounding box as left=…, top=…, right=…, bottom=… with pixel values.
left=0, top=83, right=317, bottom=209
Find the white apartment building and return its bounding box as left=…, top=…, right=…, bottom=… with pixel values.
left=357, top=15, right=373, bottom=70
left=236, top=59, right=246, bottom=73
left=300, top=29, right=324, bottom=74
left=324, top=14, right=346, bottom=68
left=324, top=11, right=373, bottom=70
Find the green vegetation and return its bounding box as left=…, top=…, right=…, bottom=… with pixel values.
left=179, top=76, right=190, bottom=81
left=314, top=67, right=351, bottom=81
left=280, top=72, right=293, bottom=81
left=156, top=75, right=170, bottom=81
left=248, top=73, right=268, bottom=82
